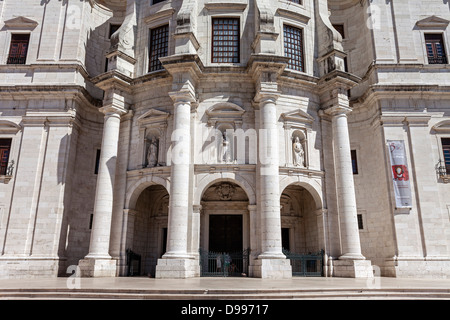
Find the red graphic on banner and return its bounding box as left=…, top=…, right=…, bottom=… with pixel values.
left=392, top=165, right=409, bottom=181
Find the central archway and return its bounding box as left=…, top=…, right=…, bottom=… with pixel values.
left=200, top=181, right=250, bottom=252
left=199, top=181, right=250, bottom=277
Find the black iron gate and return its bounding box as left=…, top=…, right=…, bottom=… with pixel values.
left=199, top=249, right=250, bottom=277
left=283, top=249, right=324, bottom=277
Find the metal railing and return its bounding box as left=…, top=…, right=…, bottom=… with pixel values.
left=436, top=160, right=449, bottom=181
left=428, top=56, right=448, bottom=64
left=7, top=56, right=27, bottom=65
left=283, top=249, right=324, bottom=277
left=0, top=160, right=14, bottom=176
left=199, top=249, right=249, bottom=277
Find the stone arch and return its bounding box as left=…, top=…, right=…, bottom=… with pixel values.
left=279, top=176, right=324, bottom=211
left=125, top=175, right=170, bottom=210
left=279, top=177, right=326, bottom=256
left=194, top=172, right=256, bottom=205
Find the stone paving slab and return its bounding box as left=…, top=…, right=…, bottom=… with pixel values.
left=0, top=276, right=449, bottom=291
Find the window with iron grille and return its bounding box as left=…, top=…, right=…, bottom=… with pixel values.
left=212, top=18, right=240, bottom=63
left=283, top=25, right=304, bottom=72
left=442, top=138, right=450, bottom=174
left=0, top=139, right=12, bottom=175
left=149, top=24, right=169, bottom=72
left=425, top=34, right=447, bottom=64
left=7, top=34, right=30, bottom=65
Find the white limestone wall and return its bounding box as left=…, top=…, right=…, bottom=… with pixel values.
left=347, top=105, right=396, bottom=275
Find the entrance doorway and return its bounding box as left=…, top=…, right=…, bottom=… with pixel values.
left=280, top=184, right=324, bottom=277
left=199, top=181, right=250, bottom=277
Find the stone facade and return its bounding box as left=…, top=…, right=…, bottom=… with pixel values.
left=0, top=0, right=449, bottom=279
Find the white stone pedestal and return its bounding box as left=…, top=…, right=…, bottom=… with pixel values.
left=333, top=259, right=374, bottom=278
left=250, top=258, right=292, bottom=279
left=155, top=258, right=200, bottom=279
left=78, top=258, right=117, bottom=278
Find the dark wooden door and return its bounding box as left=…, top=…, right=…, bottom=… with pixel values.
left=209, top=215, right=242, bottom=253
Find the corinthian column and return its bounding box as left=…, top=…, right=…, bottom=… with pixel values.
left=328, top=106, right=365, bottom=261
left=164, top=91, right=193, bottom=259
left=79, top=105, right=126, bottom=277
left=253, top=91, right=292, bottom=279
left=155, top=90, right=199, bottom=278
left=258, top=93, right=284, bottom=259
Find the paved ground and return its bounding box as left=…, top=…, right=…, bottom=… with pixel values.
left=0, top=276, right=449, bottom=292
left=0, top=277, right=448, bottom=318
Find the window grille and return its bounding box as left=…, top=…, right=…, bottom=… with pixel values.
left=425, top=34, right=447, bottom=64
left=212, top=18, right=240, bottom=63
left=283, top=25, right=304, bottom=72
left=149, top=24, right=169, bottom=72
left=0, top=139, right=12, bottom=175
left=443, top=138, right=450, bottom=174
left=7, top=34, right=30, bottom=65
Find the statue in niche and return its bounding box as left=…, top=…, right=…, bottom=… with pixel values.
left=222, top=133, right=232, bottom=163
left=147, top=139, right=158, bottom=167
left=293, top=136, right=305, bottom=167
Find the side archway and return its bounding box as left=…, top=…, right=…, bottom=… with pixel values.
left=125, top=175, right=170, bottom=210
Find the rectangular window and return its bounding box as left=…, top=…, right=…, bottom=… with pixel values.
left=351, top=149, right=358, bottom=175
left=283, top=25, right=304, bottom=72
left=94, top=149, right=101, bottom=174
left=7, top=34, right=30, bottom=65
left=357, top=214, right=364, bottom=230
left=425, top=34, right=447, bottom=64
left=212, top=18, right=240, bottom=63
left=287, top=0, right=301, bottom=4
left=333, top=24, right=345, bottom=39
left=149, top=24, right=169, bottom=72
left=442, top=138, right=450, bottom=174
left=0, top=139, right=12, bottom=175
left=109, top=24, right=121, bottom=39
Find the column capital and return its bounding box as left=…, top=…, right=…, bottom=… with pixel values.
left=99, top=104, right=128, bottom=117
left=168, top=89, right=196, bottom=105
left=323, top=105, right=352, bottom=117
left=254, top=90, right=281, bottom=104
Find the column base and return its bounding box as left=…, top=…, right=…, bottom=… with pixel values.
left=155, top=258, right=200, bottom=279
left=78, top=258, right=117, bottom=278
left=333, top=259, right=374, bottom=278
left=250, top=258, right=292, bottom=279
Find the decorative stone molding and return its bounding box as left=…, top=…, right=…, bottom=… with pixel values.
left=3, top=16, right=38, bottom=29
left=204, top=1, right=248, bottom=12
left=432, top=120, right=450, bottom=133
left=205, top=102, right=245, bottom=128
left=0, top=120, right=21, bottom=134
left=416, top=15, right=450, bottom=29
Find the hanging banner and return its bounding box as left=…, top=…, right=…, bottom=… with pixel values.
left=387, top=140, right=412, bottom=209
